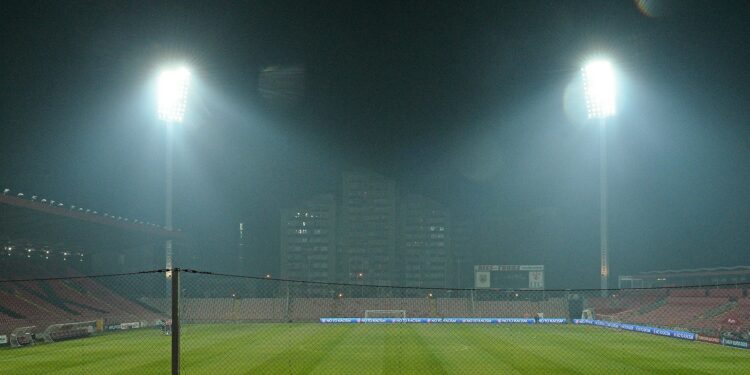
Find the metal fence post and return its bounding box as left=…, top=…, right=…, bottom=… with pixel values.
left=171, top=268, right=180, bottom=375
left=470, top=289, right=476, bottom=317
left=284, top=281, right=291, bottom=322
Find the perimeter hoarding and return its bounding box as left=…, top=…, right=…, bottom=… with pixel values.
left=320, top=317, right=567, bottom=324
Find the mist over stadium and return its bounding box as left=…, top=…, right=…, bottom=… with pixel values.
left=1, top=0, right=749, bottom=373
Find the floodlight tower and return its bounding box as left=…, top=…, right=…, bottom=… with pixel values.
left=157, top=67, right=191, bottom=282
left=582, top=60, right=616, bottom=296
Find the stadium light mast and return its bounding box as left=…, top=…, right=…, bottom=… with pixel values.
left=582, top=59, right=616, bottom=297
left=157, top=66, right=191, bottom=282
left=357, top=272, right=365, bottom=297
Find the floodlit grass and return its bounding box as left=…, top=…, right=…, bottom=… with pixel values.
left=1, top=324, right=749, bottom=374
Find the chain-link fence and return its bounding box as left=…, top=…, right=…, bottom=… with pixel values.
left=0, top=269, right=169, bottom=373
left=2, top=269, right=749, bottom=374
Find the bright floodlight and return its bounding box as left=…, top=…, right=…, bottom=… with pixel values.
left=582, top=60, right=616, bottom=119
left=157, top=67, right=191, bottom=123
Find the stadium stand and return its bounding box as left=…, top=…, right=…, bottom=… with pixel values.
left=586, top=289, right=668, bottom=316
left=708, top=288, right=744, bottom=298
left=140, top=296, right=570, bottom=323
left=0, top=259, right=164, bottom=336
left=630, top=296, right=729, bottom=327
left=1, top=189, right=179, bottom=341
left=713, top=297, right=750, bottom=333
left=586, top=287, right=750, bottom=336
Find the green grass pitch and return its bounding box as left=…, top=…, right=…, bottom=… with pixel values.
left=2, top=324, right=748, bottom=374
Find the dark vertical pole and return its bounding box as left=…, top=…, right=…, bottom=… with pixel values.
left=470, top=289, right=476, bottom=317
left=599, top=119, right=609, bottom=297
left=171, top=268, right=180, bottom=375
left=165, top=123, right=174, bottom=298
left=284, top=282, right=291, bottom=322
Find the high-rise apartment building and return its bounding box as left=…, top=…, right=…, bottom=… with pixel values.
left=280, top=194, right=337, bottom=286
left=398, top=194, right=451, bottom=288
left=450, top=214, right=477, bottom=288
left=339, top=171, right=397, bottom=286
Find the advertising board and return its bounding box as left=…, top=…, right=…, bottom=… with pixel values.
left=573, top=319, right=695, bottom=341
left=721, top=338, right=749, bottom=349
left=320, top=317, right=566, bottom=324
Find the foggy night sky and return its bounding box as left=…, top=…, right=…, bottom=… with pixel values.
left=1, top=0, right=749, bottom=287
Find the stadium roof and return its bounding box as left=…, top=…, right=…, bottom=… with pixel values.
left=626, top=266, right=750, bottom=279
left=1, top=192, right=182, bottom=252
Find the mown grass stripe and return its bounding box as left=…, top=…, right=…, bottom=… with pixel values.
left=307, top=324, right=386, bottom=374
left=180, top=324, right=303, bottom=372
left=2, top=323, right=749, bottom=374
left=383, top=325, right=448, bottom=374
left=246, top=324, right=351, bottom=374
left=546, top=326, right=713, bottom=374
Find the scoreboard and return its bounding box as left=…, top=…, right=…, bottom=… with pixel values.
left=474, top=265, right=545, bottom=289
